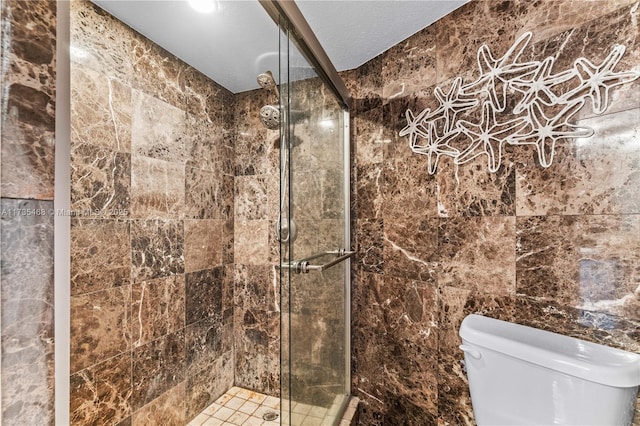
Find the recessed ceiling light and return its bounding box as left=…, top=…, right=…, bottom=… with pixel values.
left=188, top=0, right=218, bottom=14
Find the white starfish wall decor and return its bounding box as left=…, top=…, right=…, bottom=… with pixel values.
left=399, top=31, right=640, bottom=174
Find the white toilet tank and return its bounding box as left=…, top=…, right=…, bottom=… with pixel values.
left=459, top=314, right=640, bottom=426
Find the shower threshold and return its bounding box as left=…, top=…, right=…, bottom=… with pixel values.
left=188, top=386, right=358, bottom=426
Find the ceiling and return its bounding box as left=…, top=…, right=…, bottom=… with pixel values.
left=92, top=0, right=468, bottom=93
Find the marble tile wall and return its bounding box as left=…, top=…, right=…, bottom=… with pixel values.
left=285, top=77, right=348, bottom=408
left=69, top=0, right=235, bottom=424
left=232, top=88, right=281, bottom=396
left=0, top=0, right=56, bottom=424
left=346, top=0, right=640, bottom=424
left=232, top=75, right=348, bottom=407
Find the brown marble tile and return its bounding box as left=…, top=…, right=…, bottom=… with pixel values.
left=234, top=175, right=268, bottom=220
left=184, top=167, right=229, bottom=220
left=438, top=216, right=516, bottom=295
left=514, top=295, right=640, bottom=353
left=354, top=108, right=386, bottom=220
left=356, top=218, right=384, bottom=275
left=516, top=215, right=640, bottom=318
left=435, top=148, right=516, bottom=217
left=131, top=382, right=185, bottom=426
left=233, top=309, right=280, bottom=395
left=222, top=264, right=235, bottom=314
left=70, top=142, right=131, bottom=217
left=184, top=219, right=223, bottom=272
left=185, top=316, right=229, bottom=377
left=70, top=286, right=131, bottom=374
left=131, top=90, right=186, bottom=163
left=434, top=0, right=637, bottom=86
left=222, top=175, right=235, bottom=220
left=377, top=274, right=437, bottom=417
left=1, top=1, right=56, bottom=204
left=132, top=331, right=186, bottom=411
left=349, top=1, right=640, bottom=424
left=130, top=219, right=184, bottom=282
left=130, top=32, right=185, bottom=110
left=387, top=79, right=516, bottom=217
left=1, top=101, right=55, bottom=200
left=383, top=215, right=438, bottom=282
left=1, top=199, right=55, bottom=424
left=181, top=65, right=233, bottom=124
left=185, top=351, right=234, bottom=421
left=288, top=218, right=320, bottom=261
left=319, top=169, right=344, bottom=220
left=234, top=264, right=279, bottom=313
left=340, top=54, right=383, bottom=114
left=437, top=286, right=516, bottom=426
left=2, top=0, right=56, bottom=68
left=130, top=156, right=185, bottom=219
left=265, top=173, right=280, bottom=221
left=71, top=65, right=131, bottom=153
left=185, top=114, right=233, bottom=175
left=70, top=0, right=134, bottom=83
left=1, top=0, right=56, bottom=422
left=233, top=90, right=280, bottom=176
left=353, top=272, right=438, bottom=425
left=234, top=219, right=270, bottom=266
left=185, top=267, right=224, bottom=325
left=291, top=171, right=322, bottom=221
left=70, top=353, right=132, bottom=426
left=382, top=129, right=439, bottom=219
left=381, top=23, right=437, bottom=104
left=131, top=275, right=185, bottom=348
left=516, top=108, right=640, bottom=215
left=1, top=0, right=56, bottom=199
left=529, top=3, right=639, bottom=120
left=222, top=218, right=235, bottom=265
left=351, top=273, right=388, bottom=425
left=71, top=218, right=130, bottom=296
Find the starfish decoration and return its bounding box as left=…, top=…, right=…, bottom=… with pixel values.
left=510, top=56, right=575, bottom=114
left=410, top=120, right=461, bottom=174
left=463, top=32, right=540, bottom=112
left=398, top=31, right=638, bottom=174
left=507, top=100, right=594, bottom=167
left=456, top=102, right=529, bottom=172
left=562, top=45, right=640, bottom=114
left=432, top=77, right=479, bottom=132
left=399, top=108, right=430, bottom=148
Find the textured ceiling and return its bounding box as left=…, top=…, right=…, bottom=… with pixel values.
left=92, top=0, right=467, bottom=93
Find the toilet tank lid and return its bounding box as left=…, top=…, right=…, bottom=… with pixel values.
left=459, top=314, right=640, bottom=388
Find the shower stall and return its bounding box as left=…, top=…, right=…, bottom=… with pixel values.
left=252, top=3, right=354, bottom=422
left=0, top=0, right=351, bottom=423
left=1, top=0, right=355, bottom=424
left=261, top=2, right=354, bottom=423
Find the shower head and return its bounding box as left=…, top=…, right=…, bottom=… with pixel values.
left=259, top=105, right=280, bottom=130
left=257, top=71, right=279, bottom=98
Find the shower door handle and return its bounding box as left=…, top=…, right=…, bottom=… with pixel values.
left=280, top=249, right=355, bottom=274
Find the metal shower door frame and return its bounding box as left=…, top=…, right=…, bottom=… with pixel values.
left=260, top=1, right=352, bottom=424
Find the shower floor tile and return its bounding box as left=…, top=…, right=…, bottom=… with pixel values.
left=189, top=386, right=357, bottom=426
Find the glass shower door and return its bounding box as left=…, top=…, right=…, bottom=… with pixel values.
left=279, top=23, right=351, bottom=426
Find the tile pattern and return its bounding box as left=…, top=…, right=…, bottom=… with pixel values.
left=69, top=0, right=236, bottom=424
left=1, top=200, right=55, bottom=424
left=0, top=0, right=56, bottom=200
left=232, top=89, right=281, bottom=396
left=348, top=1, right=640, bottom=425
left=232, top=76, right=349, bottom=403
left=1, top=0, right=56, bottom=424
left=189, top=387, right=359, bottom=426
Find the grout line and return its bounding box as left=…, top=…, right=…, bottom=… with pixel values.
left=190, top=386, right=357, bottom=426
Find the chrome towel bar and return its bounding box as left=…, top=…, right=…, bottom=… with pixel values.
left=279, top=249, right=355, bottom=274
